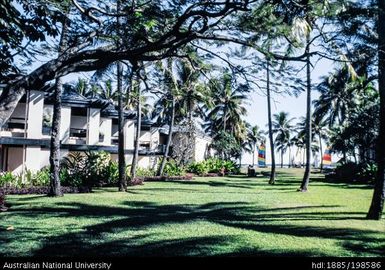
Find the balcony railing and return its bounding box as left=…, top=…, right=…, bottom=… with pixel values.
left=2, top=117, right=26, bottom=131
left=70, top=128, right=87, bottom=138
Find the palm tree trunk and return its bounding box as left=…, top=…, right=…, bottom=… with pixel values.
left=299, top=29, right=312, bottom=192
left=319, top=134, right=323, bottom=172
left=49, top=7, right=70, bottom=197
left=288, top=146, right=291, bottom=168
left=117, top=61, right=127, bottom=191
left=223, top=105, right=227, bottom=133
left=131, top=81, right=141, bottom=180
left=157, top=95, right=175, bottom=176
left=252, top=142, right=256, bottom=167
left=281, top=150, right=283, bottom=168
left=116, top=0, right=127, bottom=191
left=367, top=0, right=385, bottom=220
left=266, top=58, right=276, bottom=184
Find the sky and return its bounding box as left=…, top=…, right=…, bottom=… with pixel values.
left=241, top=56, right=335, bottom=165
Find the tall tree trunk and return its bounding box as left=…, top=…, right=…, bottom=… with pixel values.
left=266, top=58, right=276, bottom=184
left=116, top=0, right=127, bottom=191
left=319, top=134, right=323, bottom=172
left=117, top=61, right=127, bottom=191
left=252, top=142, right=256, bottom=167
left=158, top=95, right=175, bottom=176
left=49, top=77, right=64, bottom=197
left=131, top=81, right=141, bottom=180
left=367, top=0, right=385, bottom=220
left=281, top=149, right=283, bottom=168
left=223, top=105, right=227, bottom=133
left=48, top=7, right=70, bottom=197
left=288, top=146, right=291, bottom=168
left=299, top=30, right=312, bottom=192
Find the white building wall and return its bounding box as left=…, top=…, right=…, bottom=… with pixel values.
left=138, top=156, right=150, bottom=168
left=25, top=146, right=42, bottom=173
left=87, top=108, right=100, bottom=145
left=125, top=120, right=135, bottom=150
left=60, top=107, right=71, bottom=143
left=99, top=118, right=112, bottom=145
left=194, top=136, right=211, bottom=162
left=26, top=91, right=44, bottom=139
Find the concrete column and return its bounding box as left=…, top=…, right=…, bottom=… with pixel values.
left=87, top=108, right=100, bottom=145
left=124, top=120, right=135, bottom=150
left=124, top=120, right=135, bottom=164
left=60, top=106, right=71, bottom=143
left=26, top=91, right=44, bottom=139
left=25, top=146, right=43, bottom=173
left=99, top=118, right=112, bottom=145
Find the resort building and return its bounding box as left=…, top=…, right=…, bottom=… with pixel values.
left=0, top=86, right=212, bottom=174
left=0, top=86, right=164, bottom=174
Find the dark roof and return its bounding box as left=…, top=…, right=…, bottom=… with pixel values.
left=42, top=83, right=136, bottom=119
left=44, top=85, right=92, bottom=107
left=159, top=124, right=209, bottom=138
left=100, top=103, right=136, bottom=119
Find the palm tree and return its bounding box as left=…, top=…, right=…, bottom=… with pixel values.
left=313, top=66, right=356, bottom=127
left=87, top=80, right=117, bottom=102
left=157, top=58, right=178, bottom=176
left=272, top=111, right=296, bottom=169
left=299, top=21, right=312, bottom=192
left=205, top=72, right=249, bottom=140
left=265, top=57, right=277, bottom=184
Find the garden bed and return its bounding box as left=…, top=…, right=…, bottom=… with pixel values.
left=0, top=186, right=92, bottom=195
left=137, top=174, right=194, bottom=182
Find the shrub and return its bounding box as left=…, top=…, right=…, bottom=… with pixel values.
left=0, top=172, right=18, bottom=187
left=163, top=159, right=185, bottom=176
left=188, top=162, right=209, bottom=176
left=187, top=158, right=239, bottom=176
left=31, top=167, right=50, bottom=186
left=328, top=162, right=377, bottom=183
left=60, top=151, right=119, bottom=187
left=136, top=167, right=156, bottom=177
left=357, top=162, right=377, bottom=183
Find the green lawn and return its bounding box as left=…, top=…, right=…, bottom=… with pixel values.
left=1, top=168, right=384, bottom=257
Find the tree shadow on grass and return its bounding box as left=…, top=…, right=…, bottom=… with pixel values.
left=2, top=201, right=383, bottom=257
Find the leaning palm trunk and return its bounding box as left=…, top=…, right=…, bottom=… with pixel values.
left=319, top=134, right=323, bottom=172
left=367, top=0, right=385, bottom=220
left=49, top=8, right=70, bottom=197
left=157, top=95, right=175, bottom=176
left=266, top=58, right=276, bottom=184
left=131, top=83, right=141, bottom=181
left=299, top=30, right=312, bottom=192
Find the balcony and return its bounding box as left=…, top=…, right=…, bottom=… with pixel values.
left=68, top=128, right=87, bottom=144
left=1, top=117, right=26, bottom=137
left=138, top=144, right=166, bottom=155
